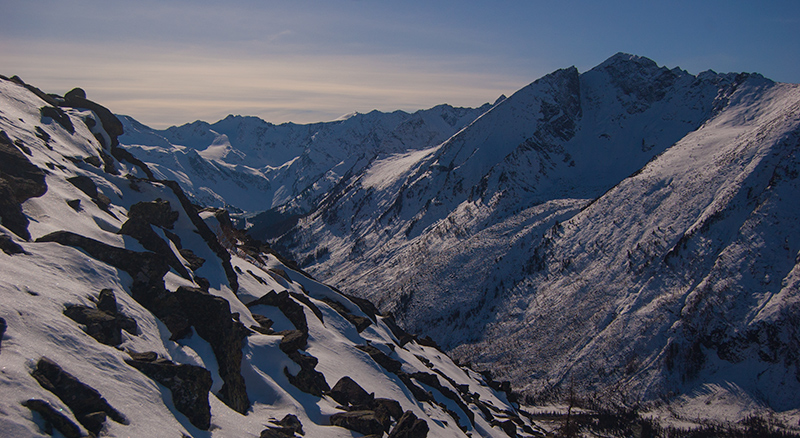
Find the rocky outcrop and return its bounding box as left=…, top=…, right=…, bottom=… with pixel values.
left=247, top=289, right=330, bottom=397
left=31, top=357, right=128, bottom=436
left=22, top=399, right=83, bottom=438
left=159, top=180, right=239, bottom=292
left=66, top=175, right=113, bottom=215
left=60, top=88, right=124, bottom=146
left=261, top=414, right=305, bottom=437
left=125, top=352, right=213, bottom=430
left=283, top=350, right=329, bottom=397
left=63, top=289, right=138, bottom=346
left=248, top=290, right=307, bottom=332
left=35, top=231, right=191, bottom=340
left=39, top=105, right=74, bottom=134
left=330, top=376, right=374, bottom=407
left=328, top=376, right=406, bottom=434
left=322, top=297, right=371, bottom=332
left=174, top=286, right=250, bottom=414
left=388, top=411, right=429, bottom=438
left=329, top=411, right=385, bottom=436
left=0, top=317, right=5, bottom=352
left=0, top=233, right=25, bottom=255
left=119, top=199, right=190, bottom=279
left=0, top=131, right=47, bottom=240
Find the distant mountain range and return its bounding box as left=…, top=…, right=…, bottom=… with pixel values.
left=118, top=53, right=800, bottom=422
left=3, top=51, right=796, bottom=435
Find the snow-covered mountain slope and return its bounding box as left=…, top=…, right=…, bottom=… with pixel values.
left=0, top=77, right=537, bottom=437
left=119, top=102, right=493, bottom=215
left=264, top=54, right=800, bottom=417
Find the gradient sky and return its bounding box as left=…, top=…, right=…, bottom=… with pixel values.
left=2, top=0, right=798, bottom=128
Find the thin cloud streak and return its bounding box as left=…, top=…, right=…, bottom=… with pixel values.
left=4, top=40, right=530, bottom=128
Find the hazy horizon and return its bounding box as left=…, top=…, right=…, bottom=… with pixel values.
left=2, top=0, right=798, bottom=129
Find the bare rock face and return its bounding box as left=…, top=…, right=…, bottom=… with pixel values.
left=22, top=399, right=83, bottom=438
left=126, top=198, right=179, bottom=229
left=0, top=233, right=25, bottom=255
left=174, top=286, right=250, bottom=414
left=63, top=289, right=138, bottom=346
left=330, top=376, right=374, bottom=407
left=261, top=414, right=304, bottom=437
left=0, top=317, right=6, bottom=352
left=61, top=88, right=124, bottom=146
left=388, top=411, right=429, bottom=438
left=119, top=199, right=190, bottom=279
left=30, top=357, right=128, bottom=436
left=35, top=231, right=191, bottom=340
left=330, top=410, right=385, bottom=436
left=0, top=131, right=47, bottom=240
left=125, top=353, right=213, bottom=430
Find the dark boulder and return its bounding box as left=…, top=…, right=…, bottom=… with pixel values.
left=279, top=330, right=309, bottom=353
left=83, top=155, right=102, bottom=168
left=126, top=199, right=179, bottom=229
left=31, top=357, right=128, bottom=435
left=261, top=414, right=304, bottom=437
left=179, top=248, right=205, bottom=271
left=174, top=286, right=250, bottom=414
left=125, top=355, right=213, bottom=430
left=373, top=398, right=403, bottom=421
left=248, top=290, right=307, bottom=332
left=330, top=376, right=374, bottom=407
left=356, top=344, right=403, bottom=374
left=64, top=87, right=86, bottom=100
left=284, top=364, right=330, bottom=397
left=96, top=288, right=117, bottom=314
left=119, top=200, right=189, bottom=279
left=61, top=91, right=123, bottom=146
left=322, top=298, right=371, bottom=332
left=64, top=305, right=121, bottom=346
left=388, top=411, right=429, bottom=438
left=329, top=411, right=385, bottom=436
left=22, top=399, right=83, bottom=438
left=39, top=105, right=75, bottom=134
left=63, top=289, right=138, bottom=346
left=66, top=175, right=98, bottom=198
left=0, top=317, right=5, bottom=351
left=0, top=233, right=26, bottom=255
left=0, top=131, right=47, bottom=240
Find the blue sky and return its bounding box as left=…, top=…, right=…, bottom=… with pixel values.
left=2, top=0, right=798, bottom=128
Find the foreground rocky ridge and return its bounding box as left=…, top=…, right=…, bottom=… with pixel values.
left=0, top=76, right=536, bottom=437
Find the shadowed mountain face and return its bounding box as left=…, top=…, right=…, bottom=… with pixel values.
left=117, top=54, right=800, bottom=416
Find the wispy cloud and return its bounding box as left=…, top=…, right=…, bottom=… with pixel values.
left=3, top=39, right=529, bottom=128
